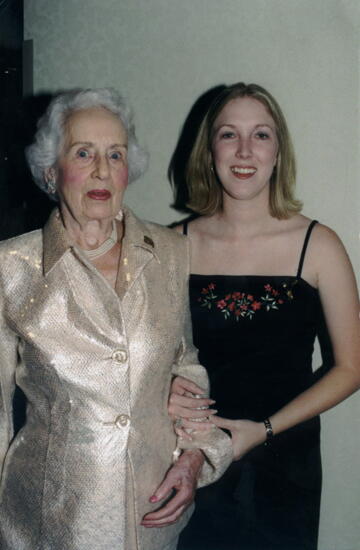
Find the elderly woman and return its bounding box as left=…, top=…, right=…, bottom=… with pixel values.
left=0, top=88, right=232, bottom=550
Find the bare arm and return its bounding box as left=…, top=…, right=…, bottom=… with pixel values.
left=266, top=226, right=360, bottom=436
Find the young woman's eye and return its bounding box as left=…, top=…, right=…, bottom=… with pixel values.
left=255, top=131, right=270, bottom=140
left=220, top=131, right=235, bottom=140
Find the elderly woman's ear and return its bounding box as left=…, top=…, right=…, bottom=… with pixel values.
left=44, top=168, right=57, bottom=195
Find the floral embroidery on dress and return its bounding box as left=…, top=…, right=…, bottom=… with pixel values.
left=198, top=281, right=297, bottom=320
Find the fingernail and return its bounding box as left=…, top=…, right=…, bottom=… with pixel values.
left=209, top=400, right=216, bottom=404
left=149, top=495, right=158, bottom=503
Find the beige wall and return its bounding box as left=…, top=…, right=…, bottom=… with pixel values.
left=25, top=1, right=359, bottom=548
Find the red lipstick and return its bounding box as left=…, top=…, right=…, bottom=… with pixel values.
left=87, top=189, right=111, bottom=200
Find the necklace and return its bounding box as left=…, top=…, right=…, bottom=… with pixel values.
left=81, top=221, right=118, bottom=260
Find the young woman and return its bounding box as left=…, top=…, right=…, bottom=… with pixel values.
left=169, top=82, right=360, bottom=550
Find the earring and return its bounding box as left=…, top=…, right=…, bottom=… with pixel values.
left=46, top=178, right=57, bottom=195
left=45, top=167, right=57, bottom=195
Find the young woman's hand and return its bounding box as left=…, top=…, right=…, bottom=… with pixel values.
left=211, top=417, right=266, bottom=461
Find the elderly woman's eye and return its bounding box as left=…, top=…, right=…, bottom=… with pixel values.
left=109, top=151, right=122, bottom=160
left=77, top=149, right=90, bottom=158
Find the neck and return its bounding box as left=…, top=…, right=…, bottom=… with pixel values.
left=218, top=194, right=274, bottom=237
left=81, top=221, right=118, bottom=260
left=60, top=208, right=121, bottom=250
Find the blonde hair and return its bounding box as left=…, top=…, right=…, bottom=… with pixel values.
left=186, top=82, right=302, bottom=219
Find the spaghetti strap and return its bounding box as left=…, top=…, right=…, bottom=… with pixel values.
left=296, top=220, right=318, bottom=278
left=182, top=221, right=189, bottom=236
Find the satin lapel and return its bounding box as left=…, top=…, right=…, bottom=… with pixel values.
left=115, top=207, right=159, bottom=301
left=43, top=209, right=72, bottom=275
left=61, top=250, right=125, bottom=343
left=43, top=209, right=124, bottom=341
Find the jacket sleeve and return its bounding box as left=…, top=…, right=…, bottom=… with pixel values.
left=171, top=312, right=233, bottom=487
left=0, top=293, right=18, bottom=479
left=170, top=239, right=233, bottom=487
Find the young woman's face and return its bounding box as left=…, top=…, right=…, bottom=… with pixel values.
left=55, top=106, right=128, bottom=225
left=211, top=96, right=278, bottom=205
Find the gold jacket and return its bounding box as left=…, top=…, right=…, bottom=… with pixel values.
left=0, top=207, right=232, bottom=550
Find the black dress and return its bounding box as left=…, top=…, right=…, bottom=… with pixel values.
left=178, top=221, right=323, bottom=550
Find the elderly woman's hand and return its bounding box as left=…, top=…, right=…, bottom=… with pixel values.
left=168, top=376, right=217, bottom=440
left=141, top=449, right=204, bottom=527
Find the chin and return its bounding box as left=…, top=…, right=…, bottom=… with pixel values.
left=84, top=205, right=116, bottom=220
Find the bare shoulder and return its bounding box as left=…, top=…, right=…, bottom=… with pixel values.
left=308, top=222, right=349, bottom=258
left=305, top=221, right=357, bottom=291
left=284, top=214, right=347, bottom=254
left=278, top=213, right=312, bottom=235
left=278, top=215, right=356, bottom=290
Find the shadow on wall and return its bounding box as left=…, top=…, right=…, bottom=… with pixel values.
left=0, top=91, right=54, bottom=241
left=167, top=84, right=226, bottom=227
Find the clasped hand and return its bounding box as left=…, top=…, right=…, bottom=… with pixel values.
left=168, top=376, right=266, bottom=461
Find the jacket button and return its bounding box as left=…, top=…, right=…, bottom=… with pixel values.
left=112, top=349, right=127, bottom=363
left=115, top=414, right=130, bottom=428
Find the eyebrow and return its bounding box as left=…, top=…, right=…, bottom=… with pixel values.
left=69, top=141, right=128, bottom=148
left=215, top=123, right=275, bottom=131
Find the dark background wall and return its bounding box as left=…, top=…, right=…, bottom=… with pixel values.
left=0, top=0, right=52, bottom=241
left=0, top=0, right=53, bottom=431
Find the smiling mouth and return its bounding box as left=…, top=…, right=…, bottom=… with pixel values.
left=231, top=166, right=257, bottom=179
left=87, top=189, right=111, bottom=200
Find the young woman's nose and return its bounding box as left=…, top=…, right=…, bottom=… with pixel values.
left=235, top=137, right=252, bottom=159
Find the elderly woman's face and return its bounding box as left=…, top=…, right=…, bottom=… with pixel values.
left=55, top=107, right=128, bottom=224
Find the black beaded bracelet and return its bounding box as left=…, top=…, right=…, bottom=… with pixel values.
left=263, top=418, right=274, bottom=445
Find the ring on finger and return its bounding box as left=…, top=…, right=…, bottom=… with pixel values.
left=189, top=416, right=210, bottom=422
left=174, top=417, right=183, bottom=428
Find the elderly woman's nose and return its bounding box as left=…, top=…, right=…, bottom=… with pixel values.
left=93, top=154, right=110, bottom=179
